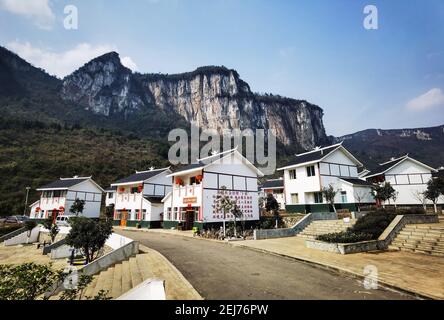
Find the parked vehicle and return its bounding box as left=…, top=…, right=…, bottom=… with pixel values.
left=55, top=215, right=75, bottom=226
left=3, top=215, right=29, bottom=225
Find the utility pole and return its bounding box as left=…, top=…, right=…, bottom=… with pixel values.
left=23, top=186, right=31, bottom=216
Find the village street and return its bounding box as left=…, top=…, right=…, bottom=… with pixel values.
left=116, top=230, right=414, bottom=300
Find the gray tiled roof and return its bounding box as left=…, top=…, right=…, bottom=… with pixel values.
left=113, top=169, right=167, bottom=184
left=282, top=145, right=339, bottom=168
left=38, top=178, right=88, bottom=190
left=261, top=179, right=284, bottom=189
left=340, top=178, right=374, bottom=186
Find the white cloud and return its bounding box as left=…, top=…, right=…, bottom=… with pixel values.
left=406, top=88, right=444, bottom=111
left=121, top=56, right=137, bottom=71
left=0, top=0, right=55, bottom=30
left=6, top=41, right=138, bottom=78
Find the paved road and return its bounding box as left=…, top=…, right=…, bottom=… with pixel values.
left=117, top=230, right=414, bottom=300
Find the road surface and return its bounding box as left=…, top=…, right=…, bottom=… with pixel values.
left=116, top=230, right=414, bottom=300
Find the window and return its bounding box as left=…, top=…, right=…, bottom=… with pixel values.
left=314, top=192, right=323, bottom=203
left=130, top=187, right=139, bottom=194
left=289, top=170, right=297, bottom=180
left=142, top=209, right=147, bottom=221
left=174, top=207, right=178, bottom=221
left=306, top=166, right=316, bottom=177
left=53, top=190, right=65, bottom=198
left=341, top=191, right=347, bottom=203
left=291, top=193, right=299, bottom=204
left=167, top=208, right=172, bottom=220
left=108, top=192, right=114, bottom=199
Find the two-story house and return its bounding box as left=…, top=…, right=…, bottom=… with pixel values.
left=162, top=148, right=264, bottom=230
left=260, top=178, right=286, bottom=210
left=278, top=143, right=375, bottom=213
left=364, top=155, right=438, bottom=206
left=29, top=176, right=104, bottom=220
left=110, top=167, right=172, bottom=228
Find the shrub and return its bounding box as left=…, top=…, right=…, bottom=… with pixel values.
left=316, top=231, right=373, bottom=243
left=351, top=211, right=396, bottom=239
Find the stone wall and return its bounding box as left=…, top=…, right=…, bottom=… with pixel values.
left=254, top=212, right=338, bottom=240
left=305, top=214, right=439, bottom=254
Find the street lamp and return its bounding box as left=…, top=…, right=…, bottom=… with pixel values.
left=23, top=186, right=31, bottom=216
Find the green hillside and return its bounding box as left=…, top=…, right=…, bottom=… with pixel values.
left=0, top=117, right=170, bottom=216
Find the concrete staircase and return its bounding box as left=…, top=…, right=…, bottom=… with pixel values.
left=388, top=223, right=444, bottom=257
left=83, top=254, right=155, bottom=299
left=297, top=219, right=356, bottom=239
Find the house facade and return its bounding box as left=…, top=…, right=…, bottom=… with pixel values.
left=278, top=143, right=375, bottom=213
left=260, top=179, right=285, bottom=210
left=29, top=176, right=104, bottom=220
left=110, top=168, right=172, bottom=228
left=162, top=149, right=264, bottom=230
left=364, top=155, right=438, bottom=206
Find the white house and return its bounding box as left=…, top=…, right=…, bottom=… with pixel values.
left=260, top=179, right=286, bottom=210
left=110, top=167, right=173, bottom=228
left=162, top=148, right=264, bottom=230
left=29, top=176, right=104, bottom=220
left=364, top=155, right=438, bottom=206
left=278, top=143, right=375, bottom=213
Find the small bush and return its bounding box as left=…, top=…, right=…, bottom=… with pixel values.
left=316, top=231, right=373, bottom=243
left=351, top=211, right=396, bottom=239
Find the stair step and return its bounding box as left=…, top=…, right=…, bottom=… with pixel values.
left=83, top=275, right=99, bottom=299
left=136, top=254, right=155, bottom=281
left=129, top=257, right=143, bottom=288
left=121, top=261, right=132, bottom=295
left=111, top=263, right=123, bottom=299
left=100, top=267, right=115, bottom=296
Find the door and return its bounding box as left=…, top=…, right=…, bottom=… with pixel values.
left=121, top=210, right=127, bottom=227
left=184, top=209, right=195, bottom=231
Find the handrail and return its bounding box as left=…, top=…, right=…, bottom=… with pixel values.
left=0, top=227, right=26, bottom=242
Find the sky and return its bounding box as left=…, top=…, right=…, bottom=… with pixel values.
left=0, top=0, right=443, bottom=136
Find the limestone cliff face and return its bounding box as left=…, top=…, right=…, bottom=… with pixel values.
left=61, top=52, right=329, bottom=150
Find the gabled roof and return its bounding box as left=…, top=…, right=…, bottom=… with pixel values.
left=37, top=177, right=90, bottom=191
left=365, top=155, right=437, bottom=179
left=104, top=186, right=117, bottom=192
left=278, top=143, right=362, bottom=170
left=340, top=178, right=374, bottom=187
left=143, top=196, right=164, bottom=204
left=261, top=179, right=284, bottom=189
left=111, top=167, right=171, bottom=186
left=168, top=148, right=264, bottom=177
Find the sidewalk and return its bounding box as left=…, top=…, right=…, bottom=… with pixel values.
left=230, top=237, right=444, bottom=300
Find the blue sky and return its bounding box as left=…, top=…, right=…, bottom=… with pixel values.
left=0, top=0, right=443, bottom=136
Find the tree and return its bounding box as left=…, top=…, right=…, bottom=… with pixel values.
left=322, top=184, right=338, bottom=213
left=372, top=182, right=396, bottom=209
left=104, top=204, right=115, bottom=222
left=424, top=178, right=442, bottom=213
left=214, top=186, right=234, bottom=239
left=70, top=199, right=86, bottom=216
left=0, top=263, right=65, bottom=300
left=265, top=193, right=280, bottom=228
left=65, top=217, right=113, bottom=264
left=230, top=203, right=243, bottom=238
left=411, top=190, right=428, bottom=211
left=353, top=189, right=369, bottom=213
left=0, top=263, right=110, bottom=300
left=24, top=220, right=37, bottom=244
left=43, top=217, right=59, bottom=243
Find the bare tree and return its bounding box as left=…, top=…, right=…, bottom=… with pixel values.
left=353, top=189, right=369, bottom=213
left=411, top=190, right=427, bottom=211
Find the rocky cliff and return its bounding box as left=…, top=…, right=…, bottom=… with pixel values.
left=61, top=52, right=329, bottom=150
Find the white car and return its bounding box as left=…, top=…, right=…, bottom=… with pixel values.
left=55, top=215, right=75, bottom=226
